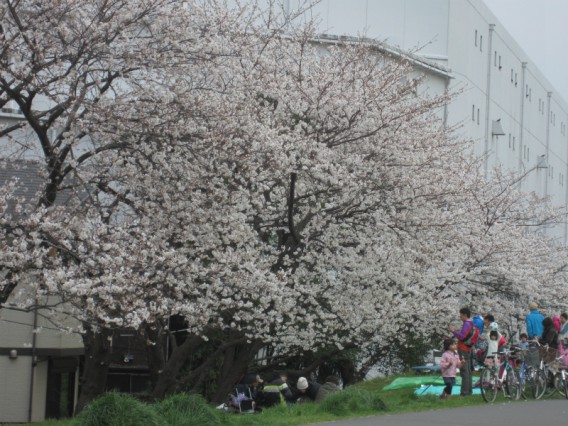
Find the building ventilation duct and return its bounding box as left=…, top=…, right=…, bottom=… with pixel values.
left=492, top=119, right=506, bottom=136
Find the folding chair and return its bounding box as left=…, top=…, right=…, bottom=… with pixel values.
left=232, top=384, right=255, bottom=414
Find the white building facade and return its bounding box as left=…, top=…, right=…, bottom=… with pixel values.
left=301, top=0, right=568, bottom=242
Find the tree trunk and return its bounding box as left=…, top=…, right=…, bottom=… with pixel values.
left=145, top=325, right=166, bottom=391
left=75, top=327, right=113, bottom=414
left=210, top=341, right=262, bottom=403
left=151, top=334, right=203, bottom=399
left=337, top=358, right=357, bottom=386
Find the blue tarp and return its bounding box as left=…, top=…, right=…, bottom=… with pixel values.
left=414, top=385, right=481, bottom=396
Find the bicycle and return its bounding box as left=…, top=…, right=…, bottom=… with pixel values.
left=549, top=338, right=568, bottom=399
left=536, top=343, right=558, bottom=397
left=515, top=342, right=547, bottom=399
left=480, top=347, right=521, bottom=402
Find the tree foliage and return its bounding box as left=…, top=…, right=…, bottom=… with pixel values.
left=1, top=0, right=568, bottom=405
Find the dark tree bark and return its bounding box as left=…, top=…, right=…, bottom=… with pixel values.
left=150, top=334, right=203, bottom=399
left=210, top=341, right=263, bottom=403
left=75, top=327, right=113, bottom=414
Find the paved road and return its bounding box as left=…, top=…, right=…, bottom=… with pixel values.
left=305, top=400, right=568, bottom=425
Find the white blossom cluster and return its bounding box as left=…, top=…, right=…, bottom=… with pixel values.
left=1, top=0, right=568, bottom=363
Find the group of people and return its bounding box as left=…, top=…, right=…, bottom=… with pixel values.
left=227, top=371, right=342, bottom=412
left=441, top=304, right=568, bottom=399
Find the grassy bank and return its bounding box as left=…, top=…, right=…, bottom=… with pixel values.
left=20, top=373, right=507, bottom=426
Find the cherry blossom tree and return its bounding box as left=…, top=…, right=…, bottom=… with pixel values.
left=2, top=0, right=568, bottom=409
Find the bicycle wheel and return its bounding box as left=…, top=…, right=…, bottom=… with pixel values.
left=562, top=373, right=568, bottom=400
left=506, top=368, right=521, bottom=400
left=519, top=366, right=534, bottom=399
left=480, top=368, right=498, bottom=402
left=532, top=369, right=547, bottom=399
left=554, top=372, right=568, bottom=398
left=519, top=367, right=528, bottom=399
left=544, top=368, right=556, bottom=397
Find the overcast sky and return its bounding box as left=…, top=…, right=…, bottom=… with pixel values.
left=483, top=0, right=568, bottom=103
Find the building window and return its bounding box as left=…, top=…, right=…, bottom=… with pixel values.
left=475, top=30, right=478, bottom=46
left=480, top=35, right=483, bottom=51
left=477, top=108, right=480, bottom=125
left=498, top=55, right=502, bottom=70
left=495, top=51, right=498, bottom=66
left=512, top=136, right=515, bottom=151
left=472, top=104, right=475, bottom=121
left=515, top=72, right=518, bottom=86
left=511, top=69, right=514, bottom=82
left=508, top=134, right=512, bottom=148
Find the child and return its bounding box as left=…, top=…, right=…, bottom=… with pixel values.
left=439, top=338, right=463, bottom=399
left=484, top=330, right=500, bottom=367
left=519, top=333, right=529, bottom=348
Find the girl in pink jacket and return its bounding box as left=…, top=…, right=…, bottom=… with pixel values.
left=439, top=338, right=463, bottom=399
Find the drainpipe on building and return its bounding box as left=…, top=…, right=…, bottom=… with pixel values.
left=519, top=62, right=527, bottom=179
left=28, top=304, right=38, bottom=423
left=484, top=24, right=495, bottom=180
left=545, top=92, right=552, bottom=201
left=565, top=125, right=568, bottom=244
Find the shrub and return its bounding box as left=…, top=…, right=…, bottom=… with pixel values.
left=317, top=387, right=387, bottom=416
left=153, top=393, right=222, bottom=426
left=74, top=391, right=163, bottom=426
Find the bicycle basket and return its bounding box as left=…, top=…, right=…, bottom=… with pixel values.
left=539, top=346, right=558, bottom=364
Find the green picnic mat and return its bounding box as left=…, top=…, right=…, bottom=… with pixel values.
left=383, top=376, right=461, bottom=390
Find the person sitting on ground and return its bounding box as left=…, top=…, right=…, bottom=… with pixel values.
left=227, top=373, right=263, bottom=412
left=296, top=377, right=321, bottom=403
left=314, top=375, right=342, bottom=402
left=261, top=372, right=294, bottom=407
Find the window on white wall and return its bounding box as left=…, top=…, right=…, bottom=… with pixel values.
left=477, top=108, right=480, bottom=124
left=480, top=35, right=483, bottom=51
left=475, top=30, right=478, bottom=46
left=512, top=136, right=515, bottom=151
left=510, top=69, right=514, bottom=82
left=515, top=73, right=518, bottom=86
left=472, top=105, right=475, bottom=121
left=498, top=55, right=502, bottom=70
left=508, top=134, right=512, bottom=148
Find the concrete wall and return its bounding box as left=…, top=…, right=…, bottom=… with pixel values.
left=301, top=0, right=568, bottom=241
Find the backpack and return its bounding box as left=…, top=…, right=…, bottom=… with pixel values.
left=463, top=324, right=479, bottom=347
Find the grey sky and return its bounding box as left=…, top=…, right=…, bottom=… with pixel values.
left=483, top=0, right=568, bottom=103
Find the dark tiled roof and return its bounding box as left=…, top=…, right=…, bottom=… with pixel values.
left=0, top=160, right=44, bottom=208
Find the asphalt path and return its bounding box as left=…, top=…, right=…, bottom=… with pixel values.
left=304, top=400, right=568, bottom=425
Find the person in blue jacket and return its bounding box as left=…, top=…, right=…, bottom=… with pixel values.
left=526, top=302, right=545, bottom=339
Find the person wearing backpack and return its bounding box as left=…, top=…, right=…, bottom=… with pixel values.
left=449, top=306, right=477, bottom=396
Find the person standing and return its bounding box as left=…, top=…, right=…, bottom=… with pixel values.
left=559, top=313, right=568, bottom=341
left=525, top=302, right=544, bottom=339
left=439, top=338, right=463, bottom=400
left=449, top=306, right=475, bottom=396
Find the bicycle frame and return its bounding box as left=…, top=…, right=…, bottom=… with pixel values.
left=480, top=348, right=521, bottom=402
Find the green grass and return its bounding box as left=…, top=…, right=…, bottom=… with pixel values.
left=15, top=372, right=529, bottom=426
